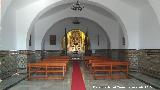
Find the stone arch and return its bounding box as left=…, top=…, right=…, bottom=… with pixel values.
left=26, top=0, right=128, bottom=50
left=41, top=17, right=111, bottom=50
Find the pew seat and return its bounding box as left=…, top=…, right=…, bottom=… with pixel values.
left=27, top=62, right=67, bottom=80
left=84, top=56, right=129, bottom=79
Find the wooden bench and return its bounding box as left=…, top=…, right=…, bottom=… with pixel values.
left=47, top=56, right=69, bottom=59
left=40, top=60, right=69, bottom=72
left=87, top=59, right=129, bottom=79
left=111, top=61, right=129, bottom=79
left=87, top=58, right=112, bottom=70
left=27, top=62, right=67, bottom=80
left=92, top=62, right=112, bottom=79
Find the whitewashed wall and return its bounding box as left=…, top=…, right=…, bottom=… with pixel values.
left=1, top=0, right=160, bottom=50
left=1, top=8, right=16, bottom=50
left=89, top=0, right=140, bottom=49
left=1, top=0, right=12, bottom=18
left=139, top=4, right=160, bottom=49
left=149, top=0, right=160, bottom=25
left=0, top=0, right=2, bottom=49
left=15, top=0, right=62, bottom=50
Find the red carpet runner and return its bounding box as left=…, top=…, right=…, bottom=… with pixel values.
left=71, top=61, right=86, bottom=90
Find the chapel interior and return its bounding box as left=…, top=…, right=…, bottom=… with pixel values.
left=0, top=0, right=160, bottom=90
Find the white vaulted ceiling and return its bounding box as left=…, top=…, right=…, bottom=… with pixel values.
left=6, top=0, right=149, bottom=12
left=11, top=0, right=40, bottom=9
left=120, top=0, right=149, bottom=8
left=1, top=0, right=160, bottom=50
left=38, top=3, right=117, bottom=21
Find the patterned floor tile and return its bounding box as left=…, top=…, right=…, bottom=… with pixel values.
left=7, top=62, right=158, bottom=90
left=81, top=62, right=157, bottom=90
left=9, top=64, right=72, bottom=90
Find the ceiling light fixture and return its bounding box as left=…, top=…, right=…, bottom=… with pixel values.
left=71, top=0, right=84, bottom=11
left=72, top=17, right=80, bottom=24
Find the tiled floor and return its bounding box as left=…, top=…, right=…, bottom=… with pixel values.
left=84, top=78, right=156, bottom=90
left=129, top=72, right=160, bottom=89
left=81, top=63, right=157, bottom=90
left=9, top=80, right=71, bottom=90
left=9, top=63, right=72, bottom=90
left=8, top=62, right=158, bottom=90
left=0, top=74, right=27, bottom=90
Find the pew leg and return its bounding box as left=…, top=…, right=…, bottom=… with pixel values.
left=62, top=66, right=65, bottom=80
left=28, top=67, right=31, bottom=80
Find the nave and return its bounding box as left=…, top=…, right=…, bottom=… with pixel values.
left=8, top=56, right=156, bottom=90
left=1, top=0, right=160, bottom=90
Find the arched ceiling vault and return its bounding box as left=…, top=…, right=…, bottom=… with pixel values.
left=26, top=0, right=128, bottom=49
left=2, top=0, right=159, bottom=50
left=41, top=17, right=111, bottom=50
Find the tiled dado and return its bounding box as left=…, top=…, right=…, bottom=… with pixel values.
left=27, top=50, right=42, bottom=63
left=42, top=50, right=64, bottom=58
left=138, top=49, right=160, bottom=79
left=0, top=49, right=88, bottom=79
left=0, top=50, right=42, bottom=79
left=109, top=49, right=140, bottom=72
left=0, top=51, right=27, bottom=80
left=110, top=49, right=160, bottom=79
left=0, top=49, right=160, bottom=79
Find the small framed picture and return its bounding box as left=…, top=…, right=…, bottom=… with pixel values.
left=29, top=35, right=31, bottom=46
left=50, top=35, right=56, bottom=45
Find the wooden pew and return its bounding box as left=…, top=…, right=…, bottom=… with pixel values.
left=47, top=56, right=69, bottom=59
left=87, top=58, right=112, bottom=70
left=91, top=62, right=112, bottom=79
left=40, top=60, right=69, bottom=72
left=84, top=56, right=111, bottom=68
left=27, top=56, right=70, bottom=80
left=27, top=62, right=67, bottom=80
left=87, top=58, right=129, bottom=79
left=111, top=61, right=129, bottom=79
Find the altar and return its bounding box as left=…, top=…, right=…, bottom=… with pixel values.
left=61, top=29, right=90, bottom=60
